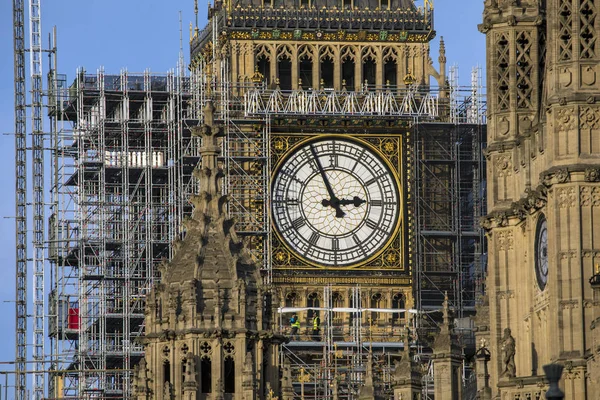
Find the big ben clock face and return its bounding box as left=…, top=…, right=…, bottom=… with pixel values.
left=271, top=138, right=400, bottom=267
left=535, top=215, right=548, bottom=290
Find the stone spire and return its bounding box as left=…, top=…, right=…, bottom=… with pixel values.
left=392, top=327, right=422, bottom=399
left=133, top=100, right=284, bottom=399
left=432, top=292, right=462, bottom=400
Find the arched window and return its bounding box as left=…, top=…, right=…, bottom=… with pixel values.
left=363, top=57, right=377, bottom=88
left=307, top=292, right=320, bottom=320
left=277, top=45, right=293, bottom=91
left=163, top=360, right=171, bottom=383
left=341, top=47, right=357, bottom=91
left=384, top=59, right=398, bottom=88
left=257, top=57, right=270, bottom=85
left=320, top=47, right=336, bottom=89
left=370, top=293, right=383, bottom=324
left=298, top=46, right=313, bottom=89
left=362, top=47, right=378, bottom=88
left=285, top=292, right=298, bottom=308
left=392, top=293, right=405, bottom=326
left=278, top=56, right=292, bottom=90
left=332, top=292, right=344, bottom=324
left=200, top=356, right=212, bottom=393
left=321, top=58, right=334, bottom=89
left=256, top=45, right=271, bottom=86
left=224, top=355, right=235, bottom=393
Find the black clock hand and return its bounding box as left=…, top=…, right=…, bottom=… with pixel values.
left=309, top=144, right=346, bottom=218
left=322, top=196, right=366, bottom=208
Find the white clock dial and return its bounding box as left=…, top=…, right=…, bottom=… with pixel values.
left=535, top=216, right=548, bottom=290
left=272, top=138, right=400, bottom=267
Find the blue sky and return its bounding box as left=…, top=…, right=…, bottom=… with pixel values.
left=0, top=0, right=485, bottom=392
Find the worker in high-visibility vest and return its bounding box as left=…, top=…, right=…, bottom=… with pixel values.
left=312, top=314, right=321, bottom=341
left=290, top=314, right=300, bottom=340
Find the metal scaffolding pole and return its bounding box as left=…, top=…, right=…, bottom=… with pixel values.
left=12, top=0, right=27, bottom=398
left=29, top=0, right=46, bottom=397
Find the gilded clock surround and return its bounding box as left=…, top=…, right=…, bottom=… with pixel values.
left=270, top=133, right=406, bottom=272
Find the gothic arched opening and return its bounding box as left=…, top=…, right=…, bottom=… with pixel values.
left=307, top=292, right=320, bottom=320
left=321, top=57, right=334, bottom=89
left=257, top=56, right=270, bottom=86
left=278, top=57, right=292, bottom=91
left=163, top=360, right=171, bottom=383
left=332, top=292, right=343, bottom=325
left=384, top=59, right=398, bottom=88
left=299, top=58, right=313, bottom=89
left=224, top=356, right=235, bottom=393
left=370, top=292, right=382, bottom=324
left=342, top=59, right=355, bottom=90
left=285, top=292, right=298, bottom=308
left=200, top=356, right=212, bottom=393
left=392, top=292, right=405, bottom=326
left=363, top=57, right=376, bottom=88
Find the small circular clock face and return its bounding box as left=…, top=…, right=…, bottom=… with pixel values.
left=272, top=138, right=400, bottom=267
left=535, top=216, right=548, bottom=290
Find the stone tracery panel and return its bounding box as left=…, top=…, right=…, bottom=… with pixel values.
left=516, top=31, right=533, bottom=109
left=495, top=32, right=510, bottom=111
left=559, top=0, right=574, bottom=61
left=580, top=0, right=597, bottom=59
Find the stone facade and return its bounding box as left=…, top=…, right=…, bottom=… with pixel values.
left=480, top=0, right=600, bottom=398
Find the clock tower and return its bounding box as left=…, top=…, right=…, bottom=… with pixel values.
left=190, top=0, right=446, bottom=343
left=185, top=0, right=483, bottom=396
left=480, top=0, right=600, bottom=398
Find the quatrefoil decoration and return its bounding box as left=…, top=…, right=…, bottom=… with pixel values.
left=223, top=342, right=235, bottom=354
left=162, top=346, right=170, bottom=357
left=200, top=342, right=212, bottom=354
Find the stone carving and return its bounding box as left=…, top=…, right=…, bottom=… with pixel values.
left=585, top=168, right=600, bottom=182
left=581, top=186, right=592, bottom=207
left=496, top=155, right=512, bottom=174
left=556, top=107, right=575, bottom=131
left=555, top=168, right=570, bottom=183
left=594, top=187, right=600, bottom=207
left=558, top=0, right=573, bottom=60
left=558, top=188, right=577, bottom=209
left=580, top=0, right=597, bottom=59
left=495, top=32, right=510, bottom=111
left=493, top=212, right=509, bottom=227
left=163, top=381, right=173, bottom=399
left=501, top=328, right=516, bottom=378
left=580, top=107, right=600, bottom=130
left=515, top=31, right=533, bottom=109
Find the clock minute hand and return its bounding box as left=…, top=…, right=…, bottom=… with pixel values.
left=310, top=144, right=346, bottom=218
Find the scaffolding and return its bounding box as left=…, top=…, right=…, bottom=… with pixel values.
left=8, top=0, right=487, bottom=395
left=218, top=73, right=486, bottom=398
left=45, top=65, right=485, bottom=400
left=47, top=69, right=198, bottom=398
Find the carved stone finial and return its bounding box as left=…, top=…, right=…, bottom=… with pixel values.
left=439, top=36, right=446, bottom=64
left=442, top=291, right=450, bottom=329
